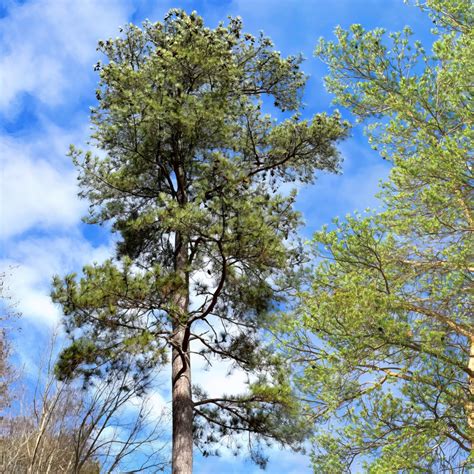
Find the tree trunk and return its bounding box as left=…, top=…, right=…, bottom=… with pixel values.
left=171, top=231, right=193, bottom=474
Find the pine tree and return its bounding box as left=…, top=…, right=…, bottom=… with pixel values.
left=287, top=1, right=473, bottom=471
left=51, top=10, right=348, bottom=473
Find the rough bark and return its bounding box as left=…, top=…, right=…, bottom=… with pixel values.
left=171, top=230, right=193, bottom=474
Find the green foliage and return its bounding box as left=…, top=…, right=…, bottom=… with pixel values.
left=52, top=9, right=348, bottom=466
left=193, top=364, right=311, bottom=468
left=287, top=1, right=473, bottom=471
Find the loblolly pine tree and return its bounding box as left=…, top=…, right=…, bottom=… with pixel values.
left=285, top=0, right=473, bottom=471
left=51, top=10, right=348, bottom=473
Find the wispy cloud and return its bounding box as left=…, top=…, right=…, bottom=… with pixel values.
left=2, top=234, right=112, bottom=325
left=0, top=0, right=132, bottom=117
left=0, top=129, right=85, bottom=239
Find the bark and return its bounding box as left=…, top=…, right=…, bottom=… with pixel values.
left=171, top=230, right=193, bottom=474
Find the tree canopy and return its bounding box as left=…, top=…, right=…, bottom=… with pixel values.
left=285, top=0, right=473, bottom=471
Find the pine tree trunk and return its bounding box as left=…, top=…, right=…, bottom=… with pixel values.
left=171, top=231, right=193, bottom=474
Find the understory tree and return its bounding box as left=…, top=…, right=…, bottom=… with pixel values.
left=286, top=0, right=473, bottom=471
left=0, top=334, right=165, bottom=473
left=51, top=10, right=348, bottom=473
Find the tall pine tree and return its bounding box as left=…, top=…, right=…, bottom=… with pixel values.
left=51, top=10, right=348, bottom=473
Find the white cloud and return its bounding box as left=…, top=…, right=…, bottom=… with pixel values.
left=0, top=0, right=132, bottom=115
left=0, top=132, right=85, bottom=239
left=296, top=140, right=391, bottom=235
left=193, top=355, right=249, bottom=399
left=1, top=235, right=112, bottom=325
left=142, top=389, right=170, bottom=420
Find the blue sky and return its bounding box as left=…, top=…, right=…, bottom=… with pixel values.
left=0, top=1, right=434, bottom=472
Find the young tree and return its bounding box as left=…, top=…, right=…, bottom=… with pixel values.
left=287, top=0, right=473, bottom=471
left=51, top=10, right=348, bottom=472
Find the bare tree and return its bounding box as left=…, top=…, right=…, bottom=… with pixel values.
left=0, top=332, right=168, bottom=473
left=0, top=268, right=20, bottom=414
